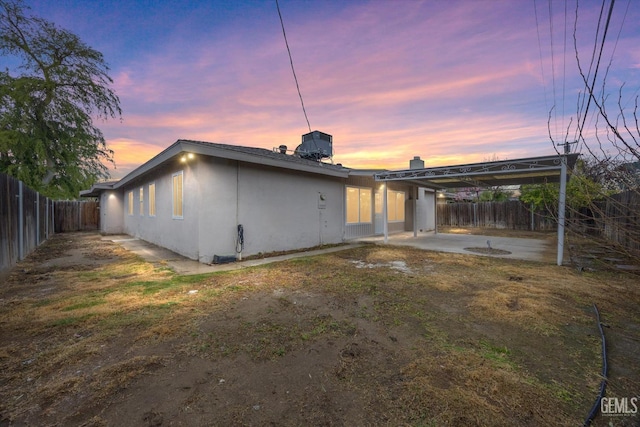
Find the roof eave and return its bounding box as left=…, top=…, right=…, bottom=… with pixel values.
left=106, top=140, right=349, bottom=191
left=79, top=183, right=116, bottom=198
left=189, top=143, right=349, bottom=178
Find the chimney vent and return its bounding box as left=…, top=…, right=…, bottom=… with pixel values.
left=410, top=156, right=424, bottom=169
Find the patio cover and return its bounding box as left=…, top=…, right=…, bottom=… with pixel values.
left=374, top=153, right=580, bottom=265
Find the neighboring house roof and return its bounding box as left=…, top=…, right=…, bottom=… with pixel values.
left=81, top=139, right=351, bottom=197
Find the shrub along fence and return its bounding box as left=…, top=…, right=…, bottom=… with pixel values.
left=0, top=173, right=98, bottom=276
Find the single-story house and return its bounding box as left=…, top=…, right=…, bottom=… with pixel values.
left=81, top=131, right=436, bottom=263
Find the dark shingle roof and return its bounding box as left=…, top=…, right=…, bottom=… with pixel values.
left=81, top=138, right=352, bottom=197
left=178, top=139, right=348, bottom=173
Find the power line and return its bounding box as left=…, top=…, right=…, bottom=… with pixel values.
left=275, top=0, right=312, bottom=133
left=578, top=0, right=616, bottom=139
left=533, top=0, right=552, bottom=138
left=561, top=0, right=568, bottom=143
left=573, top=0, right=608, bottom=143
left=547, top=0, right=559, bottom=142
left=602, top=0, right=630, bottom=104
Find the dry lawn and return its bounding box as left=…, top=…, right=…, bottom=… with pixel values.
left=0, top=232, right=638, bottom=426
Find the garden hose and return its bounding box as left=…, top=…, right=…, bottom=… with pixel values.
left=583, top=303, right=608, bottom=426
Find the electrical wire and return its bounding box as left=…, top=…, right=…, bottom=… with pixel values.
left=602, top=0, right=631, bottom=106
left=548, top=0, right=559, bottom=143
left=575, top=0, right=615, bottom=144
left=534, top=0, right=552, bottom=137
left=275, top=0, right=312, bottom=133
left=561, top=0, right=568, bottom=145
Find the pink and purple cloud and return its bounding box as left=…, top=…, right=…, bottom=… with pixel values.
left=23, top=0, right=640, bottom=177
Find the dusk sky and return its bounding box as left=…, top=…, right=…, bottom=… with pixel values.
left=19, top=0, right=640, bottom=178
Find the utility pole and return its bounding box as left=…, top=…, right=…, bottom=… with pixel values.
left=558, top=140, right=577, bottom=154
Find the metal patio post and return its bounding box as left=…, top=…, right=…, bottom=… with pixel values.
left=557, top=157, right=567, bottom=266
left=383, top=182, right=388, bottom=244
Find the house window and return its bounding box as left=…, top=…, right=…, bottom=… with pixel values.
left=346, top=186, right=372, bottom=224
left=172, top=171, right=183, bottom=219
left=387, top=190, right=405, bottom=222
left=148, top=183, right=156, bottom=217
left=127, top=191, right=133, bottom=215
left=139, top=187, right=144, bottom=216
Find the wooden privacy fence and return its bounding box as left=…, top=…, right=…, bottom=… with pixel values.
left=54, top=200, right=99, bottom=232
left=437, top=200, right=557, bottom=231
left=438, top=196, right=640, bottom=255
left=1, top=173, right=99, bottom=276
left=601, top=190, right=640, bottom=254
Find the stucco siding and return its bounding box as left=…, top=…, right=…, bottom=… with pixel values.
left=196, top=157, right=240, bottom=263
left=236, top=163, right=344, bottom=256
left=118, top=156, right=347, bottom=263
left=121, top=159, right=200, bottom=260
left=416, top=188, right=436, bottom=231
left=99, top=191, right=124, bottom=234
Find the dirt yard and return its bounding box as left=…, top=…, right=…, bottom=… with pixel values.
left=1, top=232, right=638, bottom=426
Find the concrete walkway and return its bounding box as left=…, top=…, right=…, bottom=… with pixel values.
left=105, top=235, right=364, bottom=275
left=106, top=231, right=556, bottom=276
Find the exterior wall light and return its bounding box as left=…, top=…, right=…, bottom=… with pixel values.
left=180, top=153, right=195, bottom=163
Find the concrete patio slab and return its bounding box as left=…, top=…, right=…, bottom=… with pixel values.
left=356, top=231, right=557, bottom=263
left=106, top=230, right=557, bottom=277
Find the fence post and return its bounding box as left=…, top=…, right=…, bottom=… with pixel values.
left=530, top=203, right=534, bottom=231
left=473, top=203, right=478, bottom=228
left=36, top=192, right=40, bottom=245
left=18, top=180, right=24, bottom=260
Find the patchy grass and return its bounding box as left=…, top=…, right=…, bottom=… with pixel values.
left=0, top=232, right=638, bottom=426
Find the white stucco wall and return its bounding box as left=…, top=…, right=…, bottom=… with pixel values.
left=236, top=162, right=344, bottom=257
left=195, top=157, right=242, bottom=263
left=119, top=155, right=346, bottom=263
left=99, top=190, right=124, bottom=234
left=416, top=187, right=436, bottom=231
left=123, top=157, right=202, bottom=260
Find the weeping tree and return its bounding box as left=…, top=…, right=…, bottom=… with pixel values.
left=520, top=158, right=613, bottom=219
left=547, top=0, right=640, bottom=262
left=0, top=0, right=120, bottom=199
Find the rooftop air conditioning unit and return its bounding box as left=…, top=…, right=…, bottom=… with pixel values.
left=295, top=131, right=332, bottom=161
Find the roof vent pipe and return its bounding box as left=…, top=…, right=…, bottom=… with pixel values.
left=410, top=156, right=424, bottom=169
left=279, top=145, right=287, bottom=154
